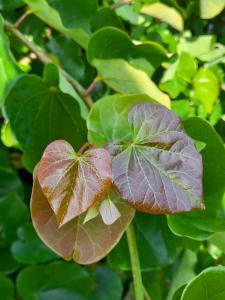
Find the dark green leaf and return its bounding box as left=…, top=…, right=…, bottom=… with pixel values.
left=0, top=273, right=14, bottom=300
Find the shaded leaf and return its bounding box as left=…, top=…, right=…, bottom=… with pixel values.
left=0, top=273, right=14, bottom=300
left=91, top=8, right=124, bottom=31
left=0, top=249, right=21, bottom=275
left=4, top=74, right=87, bottom=171
left=38, top=140, right=112, bottom=227
left=181, top=266, right=225, bottom=299
left=141, top=3, right=184, bottom=31
left=31, top=176, right=135, bottom=264
left=200, top=0, right=225, bottom=19
left=107, top=103, right=203, bottom=214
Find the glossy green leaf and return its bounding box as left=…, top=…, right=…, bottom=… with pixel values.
left=46, top=0, right=97, bottom=32
left=43, top=63, right=59, bottom=87
left=16, top=261, right=93, bottom=300
left=87, top=93, right=155, bottom=146
left=141, top=3, right=184, bottom=31
left=200, top=0, right=225, bottom=19
left=0, top=273, right=14, bottom=300
left=168, top=117, right=225, bottom=240
left=37, top=140, right=112, bottom=227
left=181, top=266, right=225, bottom=299
left=4, top=74, right=87, bottom=171
left=107, top=103, right=203, bottom=214
left=31, top=176, right=135, bottom=264
left=25, top=0, right=90, bottom=49
left=0, top=15, right=19, bottom=106
left=93, top=59, right=170, bottom=108
left=11, top=222, right=57, bottom=264
left=193, top=68, right=219, bottom=113
left=93, top=266, right=123, bottom=300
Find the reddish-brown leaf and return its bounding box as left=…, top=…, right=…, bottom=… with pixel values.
left=31, top=176, right=135, bottom=264
left=38, top=140, right=111, bottom=227
left=106, top=103, right=204, bottom=214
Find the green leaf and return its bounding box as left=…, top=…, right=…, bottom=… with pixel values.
left=91, top=8, right=124, bottom=31
left=4, top=74, right=87, bottom=171
left=107, top=103, right=203, bottom=214
left=87, top=93, right=156, bottom=146
left=209, top=232, right=225, bottom=254
left=168, top=117, right=225, bottom=240
left=0, top=15, right=19, bottom=106
left=171, top=100, right=195, bottom=120
left=0, top=0, right=24, bottom=10
left=1, top=121, right=20, bottom=149
left=93, top=266, right=123, bottom=300
left=43, top=63, right=59, bottom=87
left=37, top=140, right=111, bottom=227
left=25, top=0, right=90, bottom=49
left=11, top=222, right=57, bottom=264
left=31, top=176, right=135, bottom=264
left=193, top=68, right=219, bottom=113
left=16, top=261, right=93, bottom=300
left=0, top=249, right=21, bottom=275
left=181, top=266, right=225, bottom=299
left=200, top=0, right=225, bottom=19
left=93, top=59, right=170, bottom=108
left=141, top=3, right=184, bottom=31
left=46, top=0, right=98, bottom=32
left=0, top=273, right=14, bottom=300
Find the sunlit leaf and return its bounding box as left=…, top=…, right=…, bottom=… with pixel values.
left=106, top=103, right=203, bottom=214
left=200, top=0, right=225, bottom=19
left=37, top=140, right=112, bottom=227
left=99, top=198, right=121, bottom=225
left=141, top=3, right=184, bottom=31
left=31, top=176, right=135, bottom=264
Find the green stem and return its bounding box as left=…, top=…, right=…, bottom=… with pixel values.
left=126, top=222, right=144, bottom=300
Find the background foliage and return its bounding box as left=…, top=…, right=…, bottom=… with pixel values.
left=1, top=0, right=225, bottom=299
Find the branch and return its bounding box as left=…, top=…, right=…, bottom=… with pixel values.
left=111, top=0, right=132, bottom=9
left=4, top=20, right=93, bottom=109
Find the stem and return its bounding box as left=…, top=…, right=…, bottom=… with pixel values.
left=14, top=10, right=32, bottom=28
left=111, top=0, right=132, bottom=9
left=126, top=222, right=144, bottom=300
left=4, top=20, right=93, bottom=109
left=84, top=76, right=101, bottom=97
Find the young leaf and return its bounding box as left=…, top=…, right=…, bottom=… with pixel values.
left=4, top=74, right=87, bottom=171
left=200, top=0, right=225, bottom=19
left=106, top=103, right=203, bottom=214
left=38, top=140, right=112, bottom=227
left=31, top=176, right=135, bottom=264
left=99, top=198, right=121, bottom=225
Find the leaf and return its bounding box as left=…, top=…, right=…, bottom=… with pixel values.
left=0, top=273, right=14, bottom=300
left=93, top=59, right=170, bottom=108
left=87, top=93, right=156, bottom=147
left=0, top=249, right=21, bottom=275
left=0, top=15, right=19, bottom=106
left=181, top=266, right=225, bottom=300
left=16, top=261, right=93, bottom=300
left=168, top=117, right=225, bottom=240
left=31, top=176, right=135, bottom=264
left=141, top=3, right=184, bottom=31
left=37, top=140, right=112, bottom=227
left=4, top=74, right=87, bottom=171
left=43, top=63, right=59, bottom=87
left=91, top=8, right=124, bottom=31
left=93, top=266, right=123, bottom=300
left=106, top=103, right=203, bottom=214
left=193, top=68, right=219, bottom=113
left=0, top=0, right=24, bottom=11
left=25, top=0, right=90, bottom=49
left=46, top=0, right=98, bottom=32
left=209, top=232, right=225, bottom=254
left=200, top=0, right=225, bottom=19
left=99, top=198, right=121, bottom=225
left=87, top=26, right=167, bottom=77
left=11, top=222, right=57, bottom=264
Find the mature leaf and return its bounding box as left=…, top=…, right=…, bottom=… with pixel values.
left=93, top=266, right=123, bottom=300
left=193, top=68, right=219, bottom=113
left=46, top=0, right=97, bottom=32
left=168, top=117, right=225, bottom=240
left=31, top=176, right=135, bottom=264
left=0, top=0, right=24, bottom=10
left=25, top=0, right=90, bottom=49
left=0, top=273, right=14, bottom=300
left=87, top=93, right=156, bottom=146
left=141, top=3, right=184, bottom=31
left=181, top=266, right=225, bottom=299
left=87, top=27, right=167, bottom=77
left=0, top=15, right=18, bottom=106
left=0, top=250, right=21, bottom=275
left=16, top=261, right=93, bottom=300
left=107, top=103, right=203, bottom=214
left=11, top=223, right=57, bottom=264
left=4, top=74, right=87, bottom=171
left=38, top=140, right=112, bottom=227
left=91, top=8, right=124, bottom=31
left=200, top=0, right=225, bottom=19
left=93, top=59, right=170, bottom=108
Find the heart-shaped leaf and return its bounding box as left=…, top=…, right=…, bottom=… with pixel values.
left=106, top=103, right=203, bottom=214
left=38, top=140, right=112, bottom=227
left=31, top=176, right=135, bottom=264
